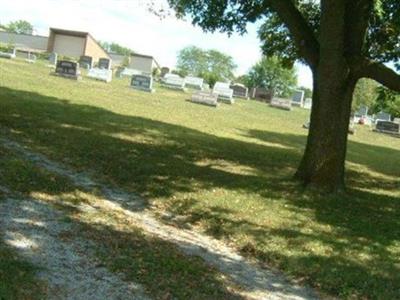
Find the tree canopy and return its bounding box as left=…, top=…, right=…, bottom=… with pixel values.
left=176, top=46, right=236, bottom=86
left=5, top=20, right=34, bottom=35
left=247, top=56, right=297, bottom=97
left=99, top=41, right=133, bottom=56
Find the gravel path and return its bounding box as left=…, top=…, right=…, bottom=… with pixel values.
left=0, top=192, right=149, bottom=300
left=1, top=138, right=319, bottom=300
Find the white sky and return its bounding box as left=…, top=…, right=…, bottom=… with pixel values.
left=0, top=0, right=313, bottom=88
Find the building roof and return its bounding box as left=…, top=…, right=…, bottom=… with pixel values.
left=49, top=27, right=89, bottom=38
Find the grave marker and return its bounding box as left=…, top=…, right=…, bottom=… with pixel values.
left=79, top=56, right=94, bottom=69
left=213, top=82, right=234, bottom=104
left=53, top=60, right=81, bottom=80
left=184, top=76, right=204, bottom=90
left=190, top=91, right=218, bottom=107
left=303, top=98, right=312, bottom=109
left=374, top=121, right=400, bottom=136
left=292, top=90, right=305, bottom=107
left=250, top=87, right=274, bottom=102
left=98, top=58, right=112, bottom=70
left=87, top=68, right=112, bottom=83
left=270, top=97, right=292, bottom=111
left=130, top=74, right=154, bottom=92
left=161, top=74, right=186, bottom=91
left=230, top=83, right=248, bottom=99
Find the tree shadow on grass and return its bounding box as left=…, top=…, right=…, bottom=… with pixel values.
left=1, top=86, right=400, bottom=298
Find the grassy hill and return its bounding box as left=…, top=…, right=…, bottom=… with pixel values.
left=1, top=58, right=399, bottom=299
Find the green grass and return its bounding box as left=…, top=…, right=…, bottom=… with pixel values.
left=1, top=57, right=400, bottom=299
left=0, top=145, right=241, bottom=299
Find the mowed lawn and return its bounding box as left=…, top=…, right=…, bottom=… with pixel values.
left=1, top=58, right=400, bottom=299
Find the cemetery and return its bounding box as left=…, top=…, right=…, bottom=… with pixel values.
left=1, top=18, right=400, bottom=300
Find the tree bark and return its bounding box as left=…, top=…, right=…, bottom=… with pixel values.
left=295, top=72, right=356, bottom=192
left=295, top=0, right=355, bottom=192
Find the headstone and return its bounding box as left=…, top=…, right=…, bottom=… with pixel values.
left=120, top=68, right=143, bottom=78
left=270, top=97, right=292, bottom=111
left=53, top=60, right=81, bottom=80
left=160, top=67, right=170, bottom=78
left=184, top=76, right=204, bottom=90
left=130, top=74, right=154, bottom=92
left=374, top=120, right=400, bottom=136
left=250, top=87, right=274, bottom=102
left=230, top=83, right=248, bottom=99
left=87, top=68, right=112, bottom=83
left=375, top=111, right=391, bottom=122
left=190, top=91, right=218, bottom=107
left=98, top=58, right=112, bottom=70
left=0, top=47, right=16, bottom=59
left=79, top=55, right=93, bottom=69
left=161, top=74, right=186, bottom=91
left=394, top=118, right=400, bottom=124
left=213, top=82, right=234, bottom=104
left=303, top=98, right=312, bottom=109
left=292, top=90, right=305, bottom=107
left=48, top=52, right=58, bottom=66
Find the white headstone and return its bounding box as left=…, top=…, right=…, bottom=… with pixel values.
left=184, top=76, right=204, bottom=90
left=191, top=91, right=218, bottom=107
left=162, top=75, right=186, bottom=91
left=87, top=68, right=112, bottom=83
left=270, top=98, right=292, bottom=111
left=303, top=98, right=312, bottom=109
left=213, top=82, right=234, bottom=104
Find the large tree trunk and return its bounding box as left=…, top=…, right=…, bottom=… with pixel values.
left=295, top=70, right=356, bottom=192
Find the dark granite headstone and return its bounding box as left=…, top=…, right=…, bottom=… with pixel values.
left=292, top=90, right=305, bottom=107
left=230, top=84, right=248, bottom=99
left=375, top=121, right=400, bottom=135
left=98, top=58, right=111, bottom=70
left=250, top=87, right=274, bottom=102
left=53, top=60, right=80, bottom=80
left=131, top=74, right=153, bottom=92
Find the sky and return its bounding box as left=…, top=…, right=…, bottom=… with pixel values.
left=0, top=0, right=313, bottom=88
